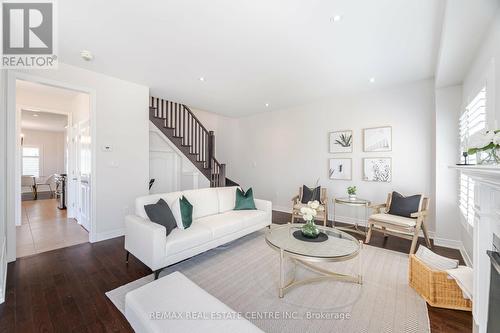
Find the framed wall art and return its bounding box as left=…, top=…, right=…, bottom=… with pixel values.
left=363, top=157, right=392, bottom=182
left=329, top=130, right=353, bottom=153
left=329, top=158, right=352, bottom=180
left=363, top=126, right=392, bottom=152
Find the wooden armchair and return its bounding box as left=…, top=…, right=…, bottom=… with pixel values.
left=365, top=193, right=431, bottom=254
left=291, top=187, right=328, bottom=226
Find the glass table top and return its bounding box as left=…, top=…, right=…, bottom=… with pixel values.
left=334, top=197, right=371, bottom=205
left=265, top=224, right=360, bottom=259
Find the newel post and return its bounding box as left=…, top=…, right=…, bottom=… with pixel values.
left=208, top=131, right=215, bottom=169
left=219, top=164, right=226, bottom=187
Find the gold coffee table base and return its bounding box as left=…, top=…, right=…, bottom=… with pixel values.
left=277, top=241, right=363, bottom=298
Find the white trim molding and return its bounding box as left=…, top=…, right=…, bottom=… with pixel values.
left=94, top=228, right=125, bottom=243
left=0, top=236, right=6, bottom=304
left=273, top=205, right=466, bottom=252
left=6, top=71, right=97, bottom=261
left=450, top=165, right=500, bottom=332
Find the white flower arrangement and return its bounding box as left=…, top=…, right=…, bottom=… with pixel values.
left=467, top=130, right=500, bottom=154
left=300, top=200, right=324, bottom=222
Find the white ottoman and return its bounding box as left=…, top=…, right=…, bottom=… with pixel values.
left=125, top=271, right=263, bottom=333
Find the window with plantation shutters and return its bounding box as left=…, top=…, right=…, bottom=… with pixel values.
left=458, top=86, right=486, bottom=227
left=22, top=146, right=40, bottom=177
left=460, top=87, right=486, bottom=164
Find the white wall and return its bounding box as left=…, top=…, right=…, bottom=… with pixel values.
left=190, top=108, right=239, bottom=179
left=149, top=123, right=209, bottom=193
left=21, top=129, right=66, bottom=177
left=6, top=63, right=150, bottom=261
left=459, top=9, right=500, bottom=261
left=0, top=70, right=7, bottom=303
left=434, top=85, right=463, bottom=249
left=230, top=79, right=436, bottom=230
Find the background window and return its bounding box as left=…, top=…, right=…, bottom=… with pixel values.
left=460, top=86, right=487, bottom=164
left=458, top=86, right=486, bottom=226
left=22, top=146, right=40, bottom=177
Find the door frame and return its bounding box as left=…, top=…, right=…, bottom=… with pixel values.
left=6, top=71, right=97, bottom=262
left=17, top=104, right=73, bottom=225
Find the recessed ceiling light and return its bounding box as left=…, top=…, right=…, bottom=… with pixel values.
left=265, top=103, right=269, bottom=107
left=80, top=50, right=94, bottom=61
left=331, top=15, right=343, bottom=23
left=369, top=77, right=375, bottom=83
left=32, top=114, right=39, bottom=117
left=199, top=77, right=205, bottom=82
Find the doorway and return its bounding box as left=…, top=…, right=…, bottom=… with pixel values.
left=14, top=79, right=92, bottom=258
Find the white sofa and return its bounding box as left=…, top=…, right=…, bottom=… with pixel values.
left=125, top=186, right=272, bottom=276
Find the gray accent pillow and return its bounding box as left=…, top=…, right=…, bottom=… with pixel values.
left=387, top=191, right=422, bottom=218
left=301, top=185, right=321, bottom=204
left=144, top=198, right=177, bottom=236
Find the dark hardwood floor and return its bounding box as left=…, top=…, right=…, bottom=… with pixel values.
left=0, top=211, right=472, bottom=333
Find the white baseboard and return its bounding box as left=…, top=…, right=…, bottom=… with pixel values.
left=459, top=244, right=473, bottom=267
left=0, top=236, right=6, bottom=304
left=273, top=207, right=470, bottom=256
left=93, top=228, right=125, bottom=243
left=433, top=237, right=463, bottom=250
left=273, top=206, right=291, bottom=214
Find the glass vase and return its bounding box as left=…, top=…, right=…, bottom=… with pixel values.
left=477, top=148, right=500, bottom=165
left=301, top=219, right=320, bottom=238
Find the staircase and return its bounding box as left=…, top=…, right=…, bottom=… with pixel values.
left=149, top=97, right=235, bottom=188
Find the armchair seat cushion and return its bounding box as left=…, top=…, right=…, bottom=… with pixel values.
left=369, top=213, right=416, bottom=227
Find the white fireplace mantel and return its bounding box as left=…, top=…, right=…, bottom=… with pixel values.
left=450, top=165, right=500, bottom=333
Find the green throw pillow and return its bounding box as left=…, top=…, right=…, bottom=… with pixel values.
left=179, top=196, right=193, bottom=229
left=234, top=188, right=256, bottom=210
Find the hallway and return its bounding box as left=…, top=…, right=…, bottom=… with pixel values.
left=16, top=199, right=88, bottom=258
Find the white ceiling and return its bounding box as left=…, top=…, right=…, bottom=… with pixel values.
left=17, top=80, right=83, bottom=102
left=435, top=0, right=499, bottom=88
left=21, top=110, right=68, bottom=132
left=59, top=0, right=445, bottom=116
left=17, top=80, right=76, bottom=132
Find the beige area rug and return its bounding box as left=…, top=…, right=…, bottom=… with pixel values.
left=106, top=229, right=429, bottom=333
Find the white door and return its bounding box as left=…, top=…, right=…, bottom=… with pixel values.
left=77, top=120, right=91, bottom=231
left=150, top=151, right=177, bottom=194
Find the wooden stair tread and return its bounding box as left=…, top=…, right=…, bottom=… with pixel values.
left=150, top=97, right=229, bottom=188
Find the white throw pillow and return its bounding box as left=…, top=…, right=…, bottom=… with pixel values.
left=415, top=246, right=459, bottom=271
left=169, top=198, right=184, bottom=230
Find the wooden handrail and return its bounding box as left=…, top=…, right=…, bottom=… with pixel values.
left=149, top=96, right=227, bottom=187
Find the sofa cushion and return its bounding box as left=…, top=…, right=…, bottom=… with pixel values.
left=217, top=186, right=239, bottom=213
left=301, top=185, right=321, bottom=204
left=144, top=199, right=177, bottom=236
left=219, top=210, right=267, bottom=229
left=165, top=224, right=212, bottom=256
left=180, top=196, right=193, bottom=229
left=182, top=188, right=219, bottom=220
left=195, top=213, right=248, bottom=238
left=387, top=191, right=423, bottom=218
left=135, top=191, right=183, bottom=219
left=235, top=188, right=257, bottom=210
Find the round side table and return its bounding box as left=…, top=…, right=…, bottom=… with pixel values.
left=332, top=197, right=371, bottom=235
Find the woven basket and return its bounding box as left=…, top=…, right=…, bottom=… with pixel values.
left=409, top=254, right=472, bottom=311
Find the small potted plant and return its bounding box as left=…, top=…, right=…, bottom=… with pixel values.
left=347, top=186, right=357, bottom=200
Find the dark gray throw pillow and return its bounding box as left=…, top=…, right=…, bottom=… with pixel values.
left=388, top=192, right=422, bottom=218
left=144, top=199, right=177, bottom=236
left=301, top=185, right=321, bottom=204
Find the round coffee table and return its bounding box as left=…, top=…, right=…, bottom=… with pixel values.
left=265, top=223, right=363, bottom=298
